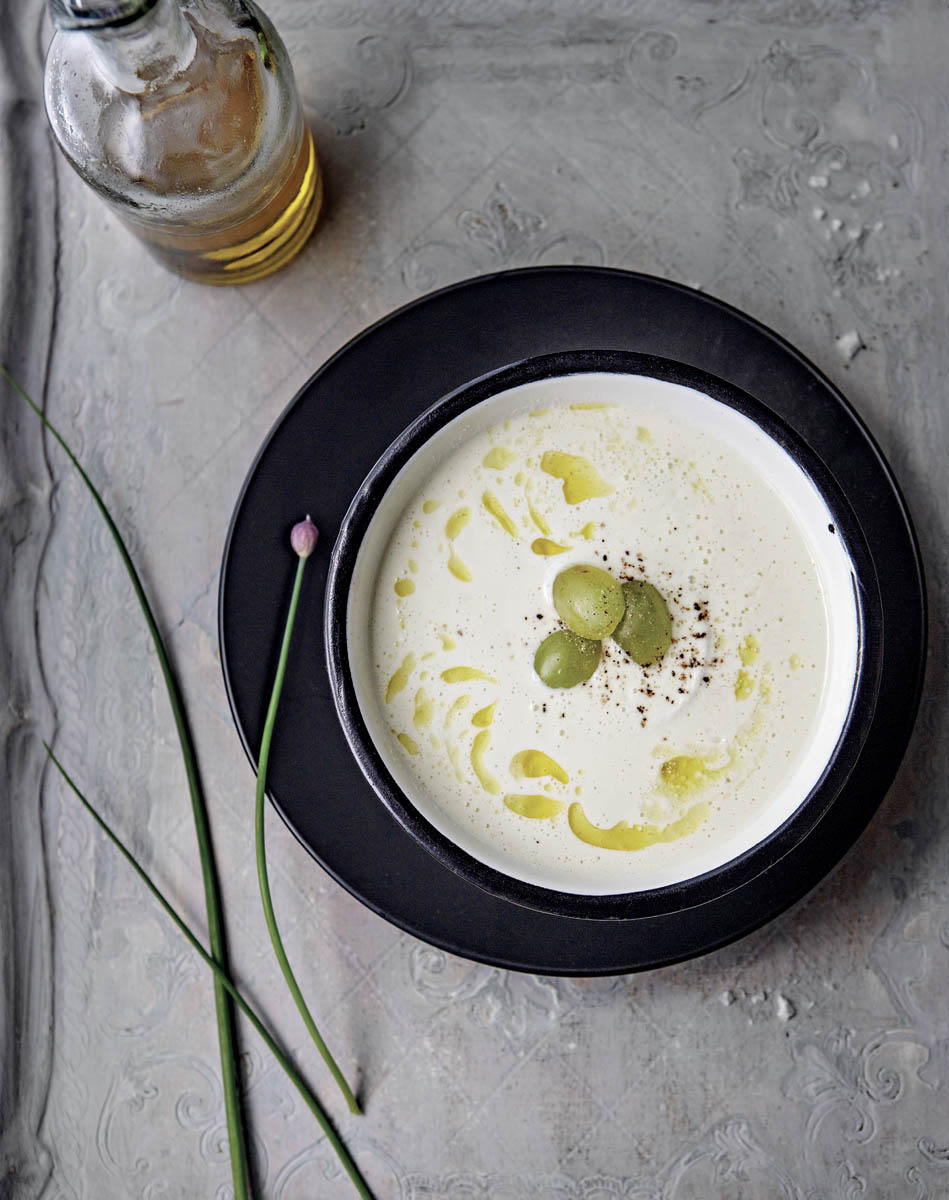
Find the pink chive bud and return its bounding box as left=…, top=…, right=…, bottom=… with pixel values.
left=291, top=515, right=319, bottom=559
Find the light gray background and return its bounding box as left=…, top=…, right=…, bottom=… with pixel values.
left=2, top=1, right=948, bottom=1197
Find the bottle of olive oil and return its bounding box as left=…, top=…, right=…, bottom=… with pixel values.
left=44, top=0, right=322, bottom=285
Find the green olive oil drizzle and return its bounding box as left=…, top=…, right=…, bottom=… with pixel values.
left=568, top=800, right=710, bottom=850
left=540, top=450, right=613, bottom=504
left=472, top=701, right=497, bottom=728
left=441, top=666, right=495, bottom=683
left=510, top=749, right=569, bottom=784
left=531, top=537, right=570, bottom=556
left=482, top=490, right=519, bottom=537
left=470, top=730, right=501, bottom=795
left=504, top=794, right=566, bottom=820
left=385, top=653, right=415, bottom=702
left=482, top=446, right=516, bottom=469
left=445, top=506, right=471, bottom=539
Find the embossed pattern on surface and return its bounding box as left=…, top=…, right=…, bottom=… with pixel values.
left=2, top=0, right=947, bottom=1196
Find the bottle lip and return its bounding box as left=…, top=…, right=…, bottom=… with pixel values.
left=48, top=0, right=159, bottom=32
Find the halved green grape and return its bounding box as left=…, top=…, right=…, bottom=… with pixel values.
left=552, top=564, right=625, bottom=639
left=611, top=579, right=673, bottom=664
left=534, top=630, right=601, bottom=688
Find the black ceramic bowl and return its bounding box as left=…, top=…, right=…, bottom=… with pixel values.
left=325, top=349, right=882, bottom=922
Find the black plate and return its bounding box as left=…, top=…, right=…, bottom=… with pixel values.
left=219, top=266, right=925, bottom=975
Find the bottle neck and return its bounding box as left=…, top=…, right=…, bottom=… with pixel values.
left=51, top=0, right=197, bottom=93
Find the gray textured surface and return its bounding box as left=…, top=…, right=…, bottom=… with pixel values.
left=2, top=1, right=948, bottom=1196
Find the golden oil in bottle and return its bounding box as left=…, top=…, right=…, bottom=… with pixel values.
left=127, top=128, right=323, bottom=285
left=45, top=0, right=321, bottom=285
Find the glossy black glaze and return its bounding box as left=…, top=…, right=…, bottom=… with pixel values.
left=219, top=267, right=925, bottom=973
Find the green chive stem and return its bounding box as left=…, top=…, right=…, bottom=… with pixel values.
left=1, top=366, right=252, bottom=1196
left=45, top=743, right=375, bottom=1200
left=256, top=553, right=362, bottom=1115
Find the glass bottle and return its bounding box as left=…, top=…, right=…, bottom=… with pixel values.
left=44, top=0, right=322, bottom=285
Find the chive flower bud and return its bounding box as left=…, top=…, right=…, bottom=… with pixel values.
left=291, top=515, right=319, bottom=559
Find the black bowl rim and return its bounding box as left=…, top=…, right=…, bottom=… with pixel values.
left=324, top=348, right=883, bottom=921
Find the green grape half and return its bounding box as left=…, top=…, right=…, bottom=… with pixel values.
left=611, top=579, right=673, bottom=665
left=552, top=564, right=626, bottom=639
left=534, top=630, right=601, bottom=688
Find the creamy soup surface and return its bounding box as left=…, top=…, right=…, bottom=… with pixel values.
left=356, top=373, right=857, bottom=893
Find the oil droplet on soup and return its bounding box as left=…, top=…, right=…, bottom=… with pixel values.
left=470, top=730, right=501, bottom=795
left=531, top=537, right=570, bottom=556
left=441, top=666, right=495, bottom=683
left=482, top=491, right=518, bottom=537
left=734, top=669, right=755, bottom=701
left=445, top=694, right=471, bottom=724
left=413, top=688, right=433, bottom=729
left=510, top=749, right=569, bottom=784
left=482, top=446, right=516, bottom=469
left=504, top=794, right=566, bottom=820
left=472, top=701, right=497, bottom=728
left=445, top=507, right=471, bottom=540
left=385, top=654, right=415, bottom=703
left=658, top=752, right=733, bottom=799
left=527, top=500, right=550, bottom=535
left=739, top=634, right=761, bottom=666
left=395, top=731, right=419, bottom=755
left=540, top=450, right=613, bottom=505
left=567, top=800, right=710, bottom=850
left=447, top=549, right=472, bottom=582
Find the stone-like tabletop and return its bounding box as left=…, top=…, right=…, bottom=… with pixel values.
left=2, top=1, right=947, bottom=1196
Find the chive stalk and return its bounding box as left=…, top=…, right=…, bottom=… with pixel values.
left=255, top=517, right=361, bottom=1115
left=5, top=367, right=376, bottom=1197
left=1, top=364, right=253, bottom=1200
left=45, top=744, right=375, bottom=1200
